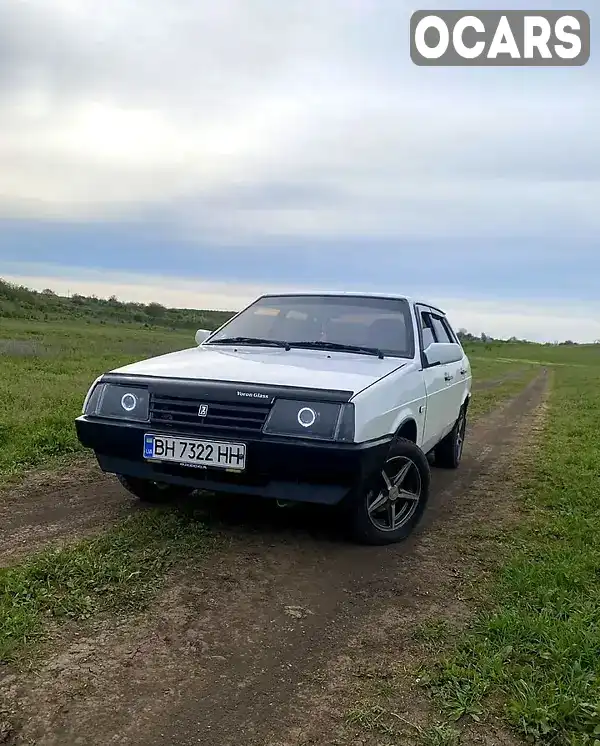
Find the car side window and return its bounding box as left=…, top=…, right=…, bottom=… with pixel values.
left=430, top=315, right=453, bottom=344
left=441, top=316, right=458, bottom=343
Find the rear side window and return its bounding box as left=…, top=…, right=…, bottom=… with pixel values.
left=431, top=316, right=452, bottom=344
left=442, top=316, right=459, bottom=343
left=418, top=308, right=458, bottom=346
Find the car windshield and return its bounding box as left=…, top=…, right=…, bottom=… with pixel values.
left=206, top=295, right=415, bottom=358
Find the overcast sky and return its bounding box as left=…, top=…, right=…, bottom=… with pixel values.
left=0, top=0, right=598, bottom=342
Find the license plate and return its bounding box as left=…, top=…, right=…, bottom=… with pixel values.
left=143, top=433, right=246, bottom=470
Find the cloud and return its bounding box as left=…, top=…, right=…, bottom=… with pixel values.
left=0, top=0, right=597, bottom=245
left=0, top=0, right=598, bottom=342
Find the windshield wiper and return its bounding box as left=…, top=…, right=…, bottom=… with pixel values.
left=207, top=336, right=385, bottom=358
left=287, top=340, right=384, bottom=359
left=206, top=336, right=291, bottom=350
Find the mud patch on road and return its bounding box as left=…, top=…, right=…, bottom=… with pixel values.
left=0, top=372, right=549, bottom=746
left=0, top=458, right=129, bottom=566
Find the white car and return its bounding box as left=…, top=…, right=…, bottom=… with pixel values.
left=75, top=292, right=472, bottom=545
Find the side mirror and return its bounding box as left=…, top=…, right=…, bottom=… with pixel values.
left=424, top=342, right=463, bottom=366
left=195, top=329, right=211, bottom=345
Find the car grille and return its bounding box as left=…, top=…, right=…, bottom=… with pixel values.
left=149, top=394, right=271, bottom=435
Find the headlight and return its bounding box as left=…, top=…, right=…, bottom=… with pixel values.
left=263, top=400, right=354, bottom=441
left=83, top=382, right=149, bottom=422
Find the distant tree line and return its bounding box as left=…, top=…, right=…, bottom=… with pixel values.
left=1, top=278, right=597, bottom=344
left=456, top=328, right=597, bottom=347
left=0, top=278, right=235, bottom=331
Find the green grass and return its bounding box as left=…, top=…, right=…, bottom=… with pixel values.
left=345, top=703, right=460, bottom=746
left=0, top=319, right=198, bottom=476
left=0, top=505, right=212, bottom=664
left=468, top=367, right=540, bottom=419
left=463, top=340, right=600, bottom=368
left=424, top=364, right=600, bottom=744
left=468, top=355, right=537, bottom=382
left=4, top=315, right=599, bottom=741
left=413, top=619, right=451, bottom=648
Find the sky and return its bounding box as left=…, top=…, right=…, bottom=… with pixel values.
left=0, top=0, right=598, bottom=342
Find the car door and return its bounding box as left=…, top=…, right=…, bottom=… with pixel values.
left=416, top=306, right=454, bottom=452
left=428, top=311, right=466, bottom=425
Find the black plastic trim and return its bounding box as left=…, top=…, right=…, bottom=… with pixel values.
left=98, top=455, right=351, bottom=505
left=394, top=416, right=418, bottom=441
left=414, top=303, right=433, bottom=369
left=421, top=303, right=446, bottom=316
left=99, top=373, right=354, bottom=404
left=75, top=416, right=392, bottom=505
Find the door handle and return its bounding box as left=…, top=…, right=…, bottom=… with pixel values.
left=460, top=368, right=467, bottom=375
left=444, top=372, right=453, bottom=381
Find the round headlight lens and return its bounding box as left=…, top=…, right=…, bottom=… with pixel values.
left=297, top=406, right=317, bottom=428
left=121, top=392, right=138, bottom=412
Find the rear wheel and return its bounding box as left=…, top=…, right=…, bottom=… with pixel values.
left=434, top=405, right=467, bottom=469
left=117, top=475, right=195, bottom=504
left=346, top=438, right=431, bottom=545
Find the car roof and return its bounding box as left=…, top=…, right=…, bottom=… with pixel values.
left=255, top=290, right=446, bottom=315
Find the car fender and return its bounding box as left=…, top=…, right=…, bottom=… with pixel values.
left=351, top=363, right=427, bottom=444
left=391, top=413, right=420, bottom=445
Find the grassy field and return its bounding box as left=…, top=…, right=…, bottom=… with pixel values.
left=463, top=340, right=600, bottom=367
left=2, top=317, right=600, bottom=744
left=0, top=319, right=197, bottom=476
left=0, top=317, right=539, bottom=666
left=424, top=360, right=600, bottom=745
left=341, top=344, right=600, bottom=745
left=0, top=323, right=220, bottom=667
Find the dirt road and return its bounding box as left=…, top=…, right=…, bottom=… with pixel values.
left=1, top=371, right=549, bottom=745
left=471, top=367, right=531, bottom=390
left=0, top=368, right=528, bottom=567
left=0, top=459, right=127, bottom=566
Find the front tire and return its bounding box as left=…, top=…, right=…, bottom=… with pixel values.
left=117, top=475, right=195, bottom=504
left=434, top=405, right=467, bottom=469
left=346, top=438, right=431, bottom=546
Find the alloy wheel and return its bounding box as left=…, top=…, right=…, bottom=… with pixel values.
left=367, top=455, right=422, bottom=532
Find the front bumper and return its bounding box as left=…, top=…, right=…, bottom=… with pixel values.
left=75, top=416, right=392, bottom=505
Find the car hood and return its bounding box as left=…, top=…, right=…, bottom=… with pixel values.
left=111, top=345, right=407, bottom=396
